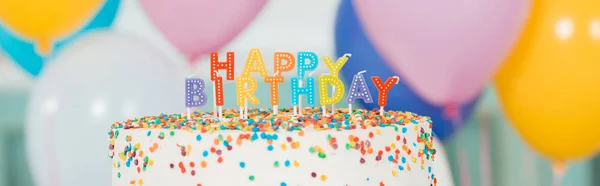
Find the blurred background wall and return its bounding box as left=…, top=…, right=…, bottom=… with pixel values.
left=0, top=0, right=598, bottom=185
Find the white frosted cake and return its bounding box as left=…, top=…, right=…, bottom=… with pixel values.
left=109, top=107, right=437, bottom=186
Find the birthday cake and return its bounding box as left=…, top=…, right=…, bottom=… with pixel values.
left=109, top=49, right=437, bottom=185
left=109, top=108, right=436, bottom=186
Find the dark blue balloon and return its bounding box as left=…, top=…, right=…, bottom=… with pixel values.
left=0, top=0, right=121, bottom=77
left=335, top=0, right=479, bottom=140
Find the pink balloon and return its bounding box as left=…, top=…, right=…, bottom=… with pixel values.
left=353, top=0, right=530, bottom=106
left=140, top=0, right=267, bottom=63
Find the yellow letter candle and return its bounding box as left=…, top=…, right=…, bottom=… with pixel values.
left=323, top=53, right=350, bottom=78
left=319, top=74, right=344, bottom=115
left=236, top=76, right=259, bottom=119
left=242, top=49, right=269, bottom=77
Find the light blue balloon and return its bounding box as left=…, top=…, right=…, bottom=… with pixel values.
left=0, top=0, right=121, bottom=77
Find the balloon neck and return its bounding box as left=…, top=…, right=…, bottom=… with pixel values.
left=552, top=160, right=567, bottom=186
left=188, top=54, right=200, bottom=67
left=35, top=39, right=53, bottom=56
left=552, top=160, right=567, bottom=176
left=443, top=103, right=460, bottom=120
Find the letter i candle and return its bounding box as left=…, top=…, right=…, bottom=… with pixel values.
left=185, top=50, right=398, bottom=118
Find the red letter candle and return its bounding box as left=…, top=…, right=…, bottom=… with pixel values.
left=371, top=76, right=400, bottom=115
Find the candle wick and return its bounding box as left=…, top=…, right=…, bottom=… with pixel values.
left=321, top=73, right=330, bottom=76
left=308, top=71, right=315, bottom=77
left=392, top=76, right=400, bottom=84
left=213, top=70, right=221, bottom=77
left=343, top=53, right=352, bottom=58
left=275, top=70, right=281, bottom=76
left=187, top=73, right=197, bottom=78
left=357, top=70, right=367, bottom=75
left=228, top=50, right=233, bottom=52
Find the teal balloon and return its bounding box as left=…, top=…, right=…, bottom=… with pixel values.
left=0, top=0, right=121, bottom=76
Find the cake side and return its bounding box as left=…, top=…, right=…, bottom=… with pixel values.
left=109, top=108, right=437, bottom=186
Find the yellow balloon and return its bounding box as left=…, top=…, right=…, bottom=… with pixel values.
left=0, top=0, right=103, bottom=55
left=495, top=0, right=600, bottom=161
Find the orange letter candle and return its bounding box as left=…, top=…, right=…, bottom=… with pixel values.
left=371, top=76, right=400, bottom=115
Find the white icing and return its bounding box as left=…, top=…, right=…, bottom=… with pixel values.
left=111, top=123, right=435, bottom=186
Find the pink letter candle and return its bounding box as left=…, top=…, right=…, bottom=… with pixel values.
left=346, top=70, right=373, bottom=114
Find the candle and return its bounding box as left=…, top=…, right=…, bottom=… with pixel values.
left=242, top=48, right=269, bottom=77
left=185, top=77, right=208, bottom=119
left=291, top=76, right=315, bottom=115
left=210, top=51, right=235, bottom=80
left=212, top=71, right=224, bottom=119
left=236, top=76, right=259, bottom=119
left=323, top=53, right=350, bottom=77
left=274, top=52, right=296, bottom=73
left=265, top=71, right=284, bottom=114
left=295, top=52, right=318, bottom=114
left=297, top=52, right=319, bottom=79
left=346, top=70, right=373, bottom=114
left=211, top=51, right=234, bottom=119
left=319, top=73, right=344, bottom=115
left=371, top=76, right=400, bottom=115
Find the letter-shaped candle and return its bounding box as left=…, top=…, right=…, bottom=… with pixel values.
left=274, top=52, right=296, bottom=74
left=210, top=51, right=234, bottom=118
left=210, top=51, right=235, bottom=80
left=186, top=78, right=208, bottom=119
left=242, top=49, right=269, bottom=77
left=236, top=76, right=259, bottom=119
left=371, top=76, right=400, bottom=115
left=319, top=74, right=344, bottom=115
left=265, top=73, right=284, bottom=114
left=291, top=76, right=315, bottom=106
left=295, top=52, right=318, bottom=114
left=319, top=75, right=344, bottom=105
left=346, top=70, right=373, bottom=113
left=296, top=52, right=319, bottom=79
left=323, top=53, right=350, bottom=78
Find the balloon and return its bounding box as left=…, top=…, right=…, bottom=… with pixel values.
left=25, top=30, right=182, bottom=186
left=335, top=0, right=478, bottom=140
left=0, top=0, right=120, bottom=76
left=352, top=0, right=530, bottom=106
left=495, top=0, right=600, bottom=161
left=139, top=0, right=266, bottom=64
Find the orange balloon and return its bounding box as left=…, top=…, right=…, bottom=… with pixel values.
left=495, top=0, right=600, bottom=161
left=0, top=0, right=103, bottom=54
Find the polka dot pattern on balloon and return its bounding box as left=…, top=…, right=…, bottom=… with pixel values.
left=296, top=52, right=319, bottom=79
left=346, top=72, right=373, bottom=104
left=210, top=52, right=235, bottom=80
left=371, top=76, right=399, bottom=107
left=291, top=77, right=315, bottom=106
left=242, top=49, right=269, bottom=77
left=236, top=76, right=260, bottom=106
left=318, top=75, right=344, bottom=106
left=265, top=75, right=285, bottom=106
left=186, top=78, right=208, bottom=107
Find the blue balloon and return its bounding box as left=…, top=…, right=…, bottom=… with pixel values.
left=335, top=0, right=479, bottom=140
left=0, top=0, right=121, bottom=77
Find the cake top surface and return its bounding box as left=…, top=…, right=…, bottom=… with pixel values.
left=111, top=107, right=432, bottom=134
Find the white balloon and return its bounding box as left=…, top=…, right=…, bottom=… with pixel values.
left=25, top=30, right=183, bottom=186
left=432, top=138, right=455, bottom=186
